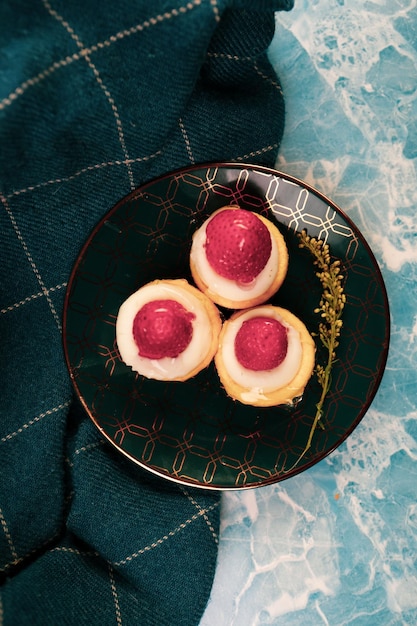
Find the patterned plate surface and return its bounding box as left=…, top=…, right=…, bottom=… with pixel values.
left=63, top=164, right=390, bottom=489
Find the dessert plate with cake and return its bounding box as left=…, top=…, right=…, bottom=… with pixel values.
left=63, top=163, right=390, bottom=489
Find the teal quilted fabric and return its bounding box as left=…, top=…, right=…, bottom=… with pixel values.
left=0, top=1, right=293, bottom=624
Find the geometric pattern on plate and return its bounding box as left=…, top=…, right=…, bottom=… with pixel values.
left=63, top=164, right=390, bottom=489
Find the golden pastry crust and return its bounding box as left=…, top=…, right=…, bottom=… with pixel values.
left=171, top=280, right=222, bottom=381
left=116, top=278, right=222, bottom=382
left=215, top=305, right=315, bottom=407
left=190, top=207, right=289, bottom=309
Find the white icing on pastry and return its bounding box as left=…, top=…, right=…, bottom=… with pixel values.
left=116, top=282, right=215, bottom=380
left=190, top=216, right=279, bottom=303
left=219, top=306, right=303, bottom=394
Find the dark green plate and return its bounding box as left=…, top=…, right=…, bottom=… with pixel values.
left=63, top=163, right=390, bottom=489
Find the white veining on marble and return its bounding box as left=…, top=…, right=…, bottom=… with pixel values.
left=201, top=1, right=417, bottom=624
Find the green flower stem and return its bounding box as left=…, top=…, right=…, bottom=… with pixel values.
left=285, top=230, right=346, bottom=473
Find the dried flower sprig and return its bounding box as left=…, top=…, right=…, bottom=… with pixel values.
left=287, top=229, right=346, bottom=471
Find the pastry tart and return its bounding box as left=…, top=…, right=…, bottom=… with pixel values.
left=190, top=206, right=288, bottom=309
left=215, top=305, right=315, bottom=407
left=116, top=279, right=221, bottom=381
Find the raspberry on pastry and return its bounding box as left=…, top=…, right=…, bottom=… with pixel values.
left=190, top=206, right=288, bottom=309
left=214, top=305, right=315, bottom=407
left=116, top=279, right=222, bottom=381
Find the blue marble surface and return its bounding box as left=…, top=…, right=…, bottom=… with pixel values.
left=201, top=1, right=417, bottom=624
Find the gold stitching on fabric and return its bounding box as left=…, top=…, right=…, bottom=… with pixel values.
left=42, top=0, right=135, bottom=190
left=0, top=529, right=62, bottom=574
left=0, top=54, right=81, bottom=110
left=0, top=194, right=62, bottom=331
left=181, top=488, right=219, bottom=544
left=0, top=283, right=68, bottom=315
left=108, top=564, right=123, bottom=626
left=206, top=53, right=284, bottom=96
left=235, top=142, right=280, bottom=161
left=50, top=546, right=99, bottom=557
left=6, top=151, right=162, bottom=199
left=73, top=440, right=105, bottom=457
left=66, top=440, right=106, bottom=467
left=253, top=61, right=283, bottom=95
left=210, top=0, right=221, bottom=23
left=0, top=0, right=203, bottom=111
left=206, top=51, right=253, bottom=62
left=114, top=501, right=220, bottom=566
left=0, top=401, right=71, bottom=444
left=0, top=508, right=18, bottom=563
left=179, top=118, right=195, bottom=164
